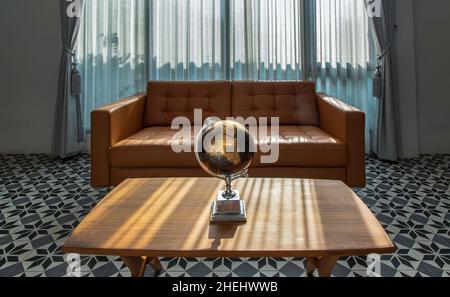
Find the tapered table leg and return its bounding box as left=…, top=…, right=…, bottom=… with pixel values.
left=149, top=257, right=162, bottom=276
left=121, top=256, right=148, bottom=277
left=306, top=257, right=318, bottom=277
left=306, top=256, right=340, bottom=277
left=121, top=256, right=162, bottom=277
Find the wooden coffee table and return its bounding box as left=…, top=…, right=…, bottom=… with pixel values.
left=63, top=178, right=395, bottom=277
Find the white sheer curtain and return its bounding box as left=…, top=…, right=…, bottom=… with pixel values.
left=77, top=0, right=148, bottom=130
left=78, top=0, right=375, bottom=150
left=149, top=0, right=226, bottom=80
left=231, top=0, right=303, bottom=80
left=312, top=0, right=377, bottom=152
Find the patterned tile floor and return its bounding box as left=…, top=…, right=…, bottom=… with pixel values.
left=0, top=154, right=449, bottom=277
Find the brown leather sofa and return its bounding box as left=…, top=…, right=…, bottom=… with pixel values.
left=91, top=81, right=366, bottom=187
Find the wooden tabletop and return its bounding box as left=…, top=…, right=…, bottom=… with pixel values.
left=63, top=178, right=395, bottom=258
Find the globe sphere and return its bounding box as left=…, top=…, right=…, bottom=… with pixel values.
left=195, top=120, right=255, bottom=179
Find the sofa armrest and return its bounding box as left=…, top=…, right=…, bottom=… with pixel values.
left=317, top=93, right=366, bottom=187
left=91, top=93, right=146, bottom=187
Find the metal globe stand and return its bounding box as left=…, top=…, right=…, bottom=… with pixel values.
left=210, top=172, right=248, bottom=223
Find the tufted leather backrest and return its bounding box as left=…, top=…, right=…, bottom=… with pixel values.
left=232, top=81, right=320, bottom=126
left=145, top=81, right=232, bottom=126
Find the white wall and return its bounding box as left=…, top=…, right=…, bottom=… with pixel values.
left=0, top=0, right=60, bottom=154
left=395, top=0, right=450, bottom=156
left=395, top=0, right=420, bottom=158
left=414, top=0, right=450, bottom=154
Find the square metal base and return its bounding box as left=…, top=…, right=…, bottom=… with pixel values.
left=210, top=191, right=247, bottom=223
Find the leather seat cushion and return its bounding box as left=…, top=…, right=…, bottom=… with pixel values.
left=252, top=126, right=347, bottom=168
left=110, top=126, right=347, bottom=168
left=110, top=127, right=199, bottom=168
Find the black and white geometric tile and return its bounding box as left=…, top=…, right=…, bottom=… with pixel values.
left=0, top=154, right=449, bottom=277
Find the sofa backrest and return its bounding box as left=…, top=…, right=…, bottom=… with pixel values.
left=232, top=81, right=320, bottom=126
left=145, top=81, right=319, bottom=126
left=145, top=81, right=232, bottom=126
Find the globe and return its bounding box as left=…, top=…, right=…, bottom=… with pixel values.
left=195, top=120, right=255, bottom=181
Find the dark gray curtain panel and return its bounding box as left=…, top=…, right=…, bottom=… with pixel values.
left=52, top=0, right=85, bottom=158
left=366, top=0, right=400, bottom=161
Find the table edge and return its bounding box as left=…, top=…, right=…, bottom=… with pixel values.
left=62, top=244, right=396, bottom=258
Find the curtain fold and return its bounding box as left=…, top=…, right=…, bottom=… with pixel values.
left=149, top=0, right=225, bottom=80
left=53, top=0, right=86, bottom=158
left=309, top=0, right=377, bottom=154
left=366, top=0, right=400, bottom=161
left=230, top=0, right=304, bottom=80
